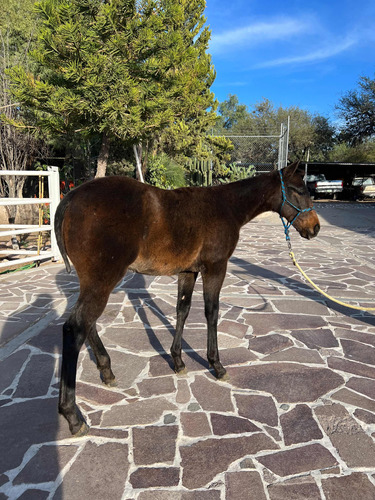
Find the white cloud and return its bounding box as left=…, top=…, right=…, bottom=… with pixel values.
left=210, top=17, right=309, bottom=54
left=254, top=36, right=357, bottom=68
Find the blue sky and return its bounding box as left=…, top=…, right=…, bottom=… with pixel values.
left=205, top=0, right=375, bottom=122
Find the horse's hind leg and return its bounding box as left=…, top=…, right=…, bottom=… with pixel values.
left=59, top=287, right=113, bottom=436
left=171, top=272, right=198, bottom=374
left=59, top=302, right=90, bottom=436
left=87, top=326, right=116, bottom=386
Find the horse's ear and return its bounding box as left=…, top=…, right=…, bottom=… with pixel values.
left=284, top=161, right=304, bottom=177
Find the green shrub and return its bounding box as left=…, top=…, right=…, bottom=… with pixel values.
left=146, top=154, right=187, bottom=189
left=218, top=163, right=256, bottom=183
left=107, top=159, right=136, bottom=177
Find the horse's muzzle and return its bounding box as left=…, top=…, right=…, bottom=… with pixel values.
left=302, top=222, right=320, bottom=240
left=295, top=212, right=320, bottom=240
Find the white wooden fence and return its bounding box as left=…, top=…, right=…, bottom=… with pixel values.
left=0, top=167, right=61, bottom=269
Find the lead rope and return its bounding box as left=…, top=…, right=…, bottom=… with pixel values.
left=279, top=171, right=375, bottom=312
left=287, top=244, right=375, bottom=312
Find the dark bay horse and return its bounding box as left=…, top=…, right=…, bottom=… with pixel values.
left=55, top=161, right=320, bottom=435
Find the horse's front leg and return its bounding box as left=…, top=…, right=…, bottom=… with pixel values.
left=202, top=262, right=228, bottom=380
left=171, top=271, right=198, bottom=374
left=87, top=325, right=116, bottom=386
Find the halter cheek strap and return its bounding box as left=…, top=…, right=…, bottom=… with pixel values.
left=279, top=169, right=313, bottom=241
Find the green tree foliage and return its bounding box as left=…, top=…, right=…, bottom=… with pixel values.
left=215, top=95, right=336, bottom=165
left=143, top=0, right=228, bottom=174
left=248, top=99, right=318, bottom=160
left=337, top=75, right=375, bottom=145
left=215, top=94, right=248, bottom=130
left=310, top=115, right=336, bottom=161
left=0, top=0, right=37, bottom=61
left=9, top=0, right=219, bottom=178
left=328, top=139, right=375, bottom=163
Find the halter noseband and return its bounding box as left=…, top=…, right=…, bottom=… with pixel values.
left=279, top=169, right=313, bottom=241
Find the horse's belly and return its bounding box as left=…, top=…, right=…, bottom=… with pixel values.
left=129, top=250, right=200, bottom=276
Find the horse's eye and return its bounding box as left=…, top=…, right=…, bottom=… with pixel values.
left=290, top=187, right=306, bottom=196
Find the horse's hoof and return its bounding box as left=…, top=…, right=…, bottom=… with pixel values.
left=209, top=363, right=228, bottom=381
left=72, top=422, right=89, bottom=438
left=104, top=378, right=118, bottom=388
left=175, top=367, right=188, bottom=377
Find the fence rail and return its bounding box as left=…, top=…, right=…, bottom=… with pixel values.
left=0, top=167, right=60, bottom=269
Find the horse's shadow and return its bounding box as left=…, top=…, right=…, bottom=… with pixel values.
left=89, top=272, right=210, bottom=374
left=101, top=254, right=375, bottom=372
left=83, top=251, right=375, bottom=385
left=0, top=266, right=81, bottom=499
left=230, top=255, right=375, bottom=327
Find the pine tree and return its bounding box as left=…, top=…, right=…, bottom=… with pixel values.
left=9, top=0, right=219, bottom=177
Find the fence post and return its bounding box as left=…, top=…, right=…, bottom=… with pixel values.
left=47, top=166, right=61, bottom=261
left=278, top=125, right=283, bottom=170
left=277, top=118, right=290, bottom=169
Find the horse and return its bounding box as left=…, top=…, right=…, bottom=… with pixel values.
left=55, top=161, right=320, bottom=436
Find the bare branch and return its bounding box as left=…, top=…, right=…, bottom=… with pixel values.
left=0, top=103, right=21, bottom=110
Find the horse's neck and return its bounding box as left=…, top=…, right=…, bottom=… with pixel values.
left=224, top=171, right=281, bottom=227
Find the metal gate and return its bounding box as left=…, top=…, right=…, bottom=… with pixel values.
left=216, top=119, right=290, bottom=174
left=0, top=167, right=61, bottom=269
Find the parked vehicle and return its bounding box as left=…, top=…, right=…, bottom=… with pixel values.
left=351, top=177, right=375, bottom=199
left=306, top=174, right=343, bottom=200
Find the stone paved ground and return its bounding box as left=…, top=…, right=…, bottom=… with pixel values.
left=1, top=203, right=375, bottom=499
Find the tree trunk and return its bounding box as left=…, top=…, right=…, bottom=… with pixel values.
left=95, top=133, right=110, bottom=178
left=142, top=140, right=150, bottom=177
left=133, top=144, right=144, bottom=182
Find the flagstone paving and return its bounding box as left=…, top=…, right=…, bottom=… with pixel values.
left=1, top=203, right=375, bottom=499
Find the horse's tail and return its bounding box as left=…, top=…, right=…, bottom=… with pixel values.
left=55, top=194, right=72, bottom=274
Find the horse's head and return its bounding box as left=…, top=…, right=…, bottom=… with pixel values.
left=279, top=162, right=320, bottom=240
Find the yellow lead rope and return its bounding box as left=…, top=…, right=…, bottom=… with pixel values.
left=289, top=250, right=375, bottom=312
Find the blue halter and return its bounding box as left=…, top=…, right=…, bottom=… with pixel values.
left=279, top=169, right=313, bottom=241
